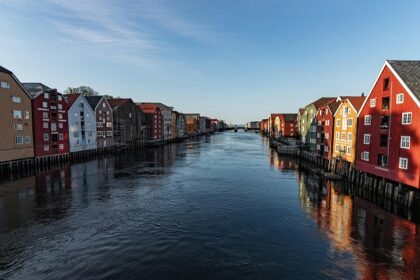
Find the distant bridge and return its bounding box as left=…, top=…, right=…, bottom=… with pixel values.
left=224, top=126, right=259, bottom=131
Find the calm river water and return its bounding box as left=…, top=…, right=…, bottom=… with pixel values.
left=1, top=132, right=420, bottom=279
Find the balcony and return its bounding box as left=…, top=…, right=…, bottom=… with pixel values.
left=382, top=97, right=390, bottom=111
left=380, top=115, right=390, bottom=129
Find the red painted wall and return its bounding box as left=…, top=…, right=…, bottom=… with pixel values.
left=32, top=91, right=69, bottom=157
left=356, top=64, right=420, bottom=188
left=316, top=105, right=334, bottom=160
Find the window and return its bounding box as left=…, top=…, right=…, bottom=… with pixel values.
left=12, top=96, right=21, bottom=103
left=382, top=97, right=389, bottom=110
left=97, top=122, right=103, bottom=127
left=402, top=112, right=412, bottom=124
left=381, top=115, right=389, bottom=128
left=13, top=110, right=22, bottom=119
left=74, top=132, right=79, bottom=137
left=341, top=132, right=346, bottom=140
left=44, top=133, right=49, bottom=141
left=377, top=154, right=388, bottom=166
left=317, top=132, right=320, bottom=138
left=324, top=146, right=328, bottom=152
left=59, top=133, right=63, bottom=140
left=103, top=103, right=106, bottom=108
left=364, top=115, right=372, bottom=125
left=347, top=133, right=352, bottom=141
left=361, top=151, right=369, bottom=161
left=336, top=119, right=341, bottom=127
left=43, top=112, right=49, bottom=119
left=129, top=113, right=132, bottom=118
left=343, top=106, right=349, bottom=117
left=44, top=93, right=49, bottom=99
left=15, top=136, right=23, bottom=144
left=51, top=123, right=57, bottom=131
left=380, top=134, right=388, bottom=147
left=399, top=158, right=408, bottom=169
left=363, top=134, right=371, bottom=144
left=44, top=145, right=49, bottom=151
left=383, top=78, right=390, bottom=90
left=347, top=118, right=353, bottom=127
left=59, top=123, right=63, bottom=129
left=336, top=132, right=339, bottom=140
left=43, top=101, right=48, bottom=108
left=43, top=122, right=48, bottom=128
left=86, top=113, right=89, bottom=118
left=14, top=124, right=23, bottom=130
left=75, top=112, right=78, bottom=117
left=325, top=133, right=329, bottom=139
left=370, top=99, right=376, bottom=108
left=401, top=136, right=410, bottom=149
left=335, top=144, right=339, bottom=152
left=58, top=113, right=63, bottom=119
left=347, top=146, right=351, bottom=155
left=106, top=111, right=110, bottom=115
left=107, top=131, right=112, bottom=136
left=58, top=95, right=62, bottom=101
left=25, top=135, right=31, bottom=144
left=58, top=104, right=63, bottom=110
left=59, top=144, right=64, bottom=150
left=325, top=120, right=329, bottom=126
left=396, top=93, right=404, bottom=104
left=316, top=144, right=320, bottom=150
left=1, top=81, right=10, bottom=89
left=88, top=132, right=92, bottom=137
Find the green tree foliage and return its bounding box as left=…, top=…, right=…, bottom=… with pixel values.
left=64, top=85, right=113, bottom=98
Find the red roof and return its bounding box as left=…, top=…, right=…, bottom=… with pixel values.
left=137, top=103, right=159, bottom=114
left=107, top=98, right=131, bottom=108
left=64, top=93, right=81, bottom=107
left=310, top=97, right=336, bottom=110
left=346, top=96, right=366, bottom=112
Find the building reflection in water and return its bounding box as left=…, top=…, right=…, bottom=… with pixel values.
left=269, top=149, right=299, bottom=171
left=298, top=171, right=420, bottom=279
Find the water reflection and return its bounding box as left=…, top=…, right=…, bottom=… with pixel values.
left=1, top=133, right=420, bottom=279
left=298, top=171, right=420, bottom=279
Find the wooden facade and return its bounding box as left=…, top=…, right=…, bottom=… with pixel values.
left=23, top=83, right=69, bottom=157
left=108, top=98, right=144, bottom=145
left=0, top=66, right=34, bottom=162
left=356, top=60, right=420, bottom=188
left=137, top=103, right=163, bottom=141
left=85, top=96, right=113, bottom=148
left=332, top=96, right=366, bottom=163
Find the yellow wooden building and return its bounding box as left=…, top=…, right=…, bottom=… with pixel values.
left=332, top=96, right=366, bottom=163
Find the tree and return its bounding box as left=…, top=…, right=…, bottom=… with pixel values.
left=64, top=85, right=113, bottom=98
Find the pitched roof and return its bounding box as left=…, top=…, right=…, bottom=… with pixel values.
left=346, top=96, right=366, bottom=112
left=64, top=93, right=81, bottom=107
left=141, top=102, right=173, bottom=110
left=107, top=98, right=131, bottom=108
left=388, top=60, right=420, bottom=100
left=310, top=97, right=337, bottom=110
left=85, top=95, right=103, bottom=110
left=0, top=65, right=13, bottom=74
left=137, top=103, right=158, bottom=114
left=22, top=83, right=53, bottom=98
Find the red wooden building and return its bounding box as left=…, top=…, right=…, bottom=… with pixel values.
left=23, top=83, right=69, bottom=157
left=356, top=60, right=420, bottom=189
left=137, top=103, right=163, bottom=141
left=315, top=100, right=340, bottom=160
left=278, top=113, right=298, bottom=138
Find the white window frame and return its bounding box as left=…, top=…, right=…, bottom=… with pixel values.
left=370, top=99, right=376, bottom=107
left=336, top=119, right=341, bottom=127
left=364, top=115, right=372, bottom=125
left=396, top=93, right=404, bottom=104
left=12, top=96, right=21, bottom=103
left=363, top=134, right=371, bottom=144
left=400, top=136, right=410, bottom=149
left=15, top=135, right=23, bottom=145
left=347, top=146, right=351, bottom=155
left=348, top=132, right=352, bottom=141
left=13, top=110, right=22, bottom=119
left=336, top=132, right=339, bottom=140
left=347, top=118, right=353, bottom=127
left=361, top=151, right=369, bottom=161
left=1, top=81, right=10, bottom=89
left=399, top=157, right=408, bottom=169
left=402, top=112, right=412, bottom=125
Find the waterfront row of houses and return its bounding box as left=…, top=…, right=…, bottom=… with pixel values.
left=0, top=65, right=226, bottom=163
left=259, top=60, right=420, bottom=189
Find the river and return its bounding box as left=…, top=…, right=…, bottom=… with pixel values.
left=0, top=132, right=419, bottom=279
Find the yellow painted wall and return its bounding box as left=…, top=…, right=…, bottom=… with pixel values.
left=332, top=100, right=358, bottom=163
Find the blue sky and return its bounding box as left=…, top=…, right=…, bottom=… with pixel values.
left=1, top=0, right=420, bottom=124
